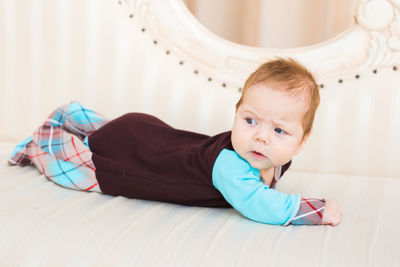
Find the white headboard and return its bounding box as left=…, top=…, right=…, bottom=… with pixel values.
left=1, top=0, right=400, bottom=177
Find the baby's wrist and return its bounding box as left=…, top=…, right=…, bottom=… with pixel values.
left=289, top=198, right=326, bottom=225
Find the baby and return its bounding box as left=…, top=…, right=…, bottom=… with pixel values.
left=8, top=57, right=342, bottom=226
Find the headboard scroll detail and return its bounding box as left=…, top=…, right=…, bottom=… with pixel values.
left=122, top=0, right=400, bottom=88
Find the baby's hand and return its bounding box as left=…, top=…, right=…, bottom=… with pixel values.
left=321, top=199, right=342, bottom=226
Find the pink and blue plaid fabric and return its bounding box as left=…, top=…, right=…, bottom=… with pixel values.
left=289, top=198, right=325, bottom=225
left=8, top=101, right=109, bottom=192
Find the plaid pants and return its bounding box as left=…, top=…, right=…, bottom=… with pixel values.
left=8, top=101, right=109, bottom=193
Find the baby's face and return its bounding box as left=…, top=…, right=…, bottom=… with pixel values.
left=231, top=83, right=309, bottom=171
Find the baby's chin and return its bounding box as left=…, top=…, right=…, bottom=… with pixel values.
left=234, top=149, right=274, bottom=170
left=247, top=158, right=274, bottom=171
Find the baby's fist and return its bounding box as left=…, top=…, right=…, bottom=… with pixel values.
left=321, top=199, right=342, bottom=226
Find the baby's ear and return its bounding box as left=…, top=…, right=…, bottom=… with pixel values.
left=294, top=129, right=312, bottom=155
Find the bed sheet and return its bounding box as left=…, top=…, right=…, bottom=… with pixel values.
left=0, top=142, right=399, bottom=267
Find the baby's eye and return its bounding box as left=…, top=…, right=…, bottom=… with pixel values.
left=274, top=128, right=286, bottom=134
left=245, top=118, right=257, bottom=125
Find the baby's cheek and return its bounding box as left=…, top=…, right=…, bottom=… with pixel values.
left=272, top=144, right=293, bottom=163
left=233, top=128, right=250, bottom=144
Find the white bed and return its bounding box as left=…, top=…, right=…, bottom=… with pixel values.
left=1, top=0, right=400, bottom=266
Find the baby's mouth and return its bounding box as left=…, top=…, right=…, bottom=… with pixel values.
left=251, top=150, right=267, bottom=159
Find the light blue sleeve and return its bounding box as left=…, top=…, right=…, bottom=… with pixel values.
left=212, top=149, right=301, bottom=225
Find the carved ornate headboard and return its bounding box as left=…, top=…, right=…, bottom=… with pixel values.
left=125, top=0, right=399, bottom=84
left=1, top=0, right=399, bottom=177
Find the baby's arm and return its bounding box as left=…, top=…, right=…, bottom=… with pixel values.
left=213, top=150, right=343, bottom=226
left=289, top=198, right=342, bottom=226
left=289, top=198, right=325, bottom=225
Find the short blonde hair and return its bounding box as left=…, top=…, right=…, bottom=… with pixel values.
left=236, top=57, right=320, bottom=138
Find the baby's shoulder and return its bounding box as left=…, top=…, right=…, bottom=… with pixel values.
left=213, top=149, right=259, bottom=177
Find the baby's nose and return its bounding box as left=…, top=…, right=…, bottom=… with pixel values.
left=255, top=133, right=270, bottom=145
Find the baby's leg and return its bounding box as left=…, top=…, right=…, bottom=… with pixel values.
left=9, top=100, right=109, bottom=165
left=8, top=101, right=108, bottom=192
left=44, top=100, right=109, bottom=139
left=26, top=126, right=101, bottom=192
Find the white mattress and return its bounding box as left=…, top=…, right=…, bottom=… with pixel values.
left=1, top=141, right=399, bottom=267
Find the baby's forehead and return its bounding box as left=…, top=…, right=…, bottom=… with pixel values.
left=244, top=85, right=309, bottom=110
left=255, top=82, right=308, bottom=100
left=242, top=87, right=307, bottom=122
left=240, top=101, right=305, bottom=123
